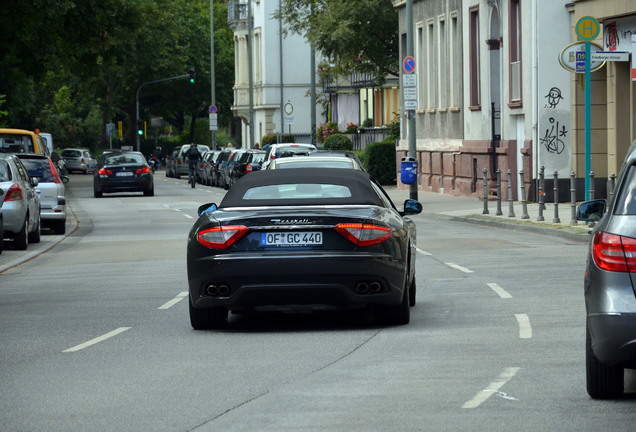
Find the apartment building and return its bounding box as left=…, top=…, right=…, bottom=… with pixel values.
left=395, top=0, right=636, bottom=201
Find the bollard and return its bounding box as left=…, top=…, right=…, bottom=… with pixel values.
left=482, top=168, right=489, bottom=214
left=519, top=169, right=529, bottom=219
left=496, top=169, right=503, bottom=216
left=570, top=171, right=577, bottom=225
left=539, top=166, right=546, bottom=211
left=507, top=169, right=515, bottom=217
left=589, top=171, right=595, bottom=200
left=609, top=173, right=616, bottom=200
left=553, top=171, right=561, bottom=223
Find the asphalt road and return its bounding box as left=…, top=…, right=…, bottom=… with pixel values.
left=1, top=173, right=635, bottom=431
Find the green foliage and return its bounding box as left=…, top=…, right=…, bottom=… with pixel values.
left=262, top=133, right=278, bottom=146
left=0, top=0, right=235, bottom=148
left=275, top=0, right=399, bottom=81
left=317, top=121, right=340, bottom=143
left=364, top=140, right=396, bottom=185
left=385, top=112, right=400, bottom=142
left=323, top=133, right=353, bottom=151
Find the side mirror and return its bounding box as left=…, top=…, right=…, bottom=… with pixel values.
left=198, top=203, right=218, bottom=216
left=61, top=176, right=70, bottom=184
left=31, top=177, right=39, bottom=187
left=402, top=199, right=423, bottom=215
left=577, top=199, right=606, bottom=222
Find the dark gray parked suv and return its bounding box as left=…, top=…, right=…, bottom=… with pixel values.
left=577, top=139, right=636, bottom=399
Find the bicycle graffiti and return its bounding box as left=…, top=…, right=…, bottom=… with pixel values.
left=540, top=117, right=567, bottom=154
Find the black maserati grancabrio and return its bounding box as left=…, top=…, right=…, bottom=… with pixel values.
left=187, top=168, right=422, bottom=330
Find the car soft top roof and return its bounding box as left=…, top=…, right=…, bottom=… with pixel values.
left=219, top=168, right=384, bottom=208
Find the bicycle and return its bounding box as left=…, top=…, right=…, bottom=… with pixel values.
left=188, top=163, right=196, bottom=188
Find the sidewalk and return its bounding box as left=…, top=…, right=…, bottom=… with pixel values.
left=384, top=186, right=592, bottom=243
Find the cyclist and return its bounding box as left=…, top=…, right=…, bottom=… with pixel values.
left=184, top=143, right=201, bottom=188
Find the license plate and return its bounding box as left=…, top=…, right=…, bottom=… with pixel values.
left=261, top=232, right=322, bottom=246
left=116, top=171, right=133, bottom=177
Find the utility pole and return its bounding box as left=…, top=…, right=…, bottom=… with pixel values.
left=210, top=0, right=216, bottom=149
left=310, top=0, right=316, bottom=146
left=248, top=0, right=254, bottom=148
left=406, top=0, right=417, bottom=200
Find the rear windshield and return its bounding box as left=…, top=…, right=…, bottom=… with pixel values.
left=614, top=164, right=636, bottom=215
left=61, top=150, right=81, bottom=158
left=242, top=183, right=352, bottom=200
left=104, top=153, right=146, bottom=165
left=19, top=158, right=55, bottom=182
left=276, top=159, right=354, bottom=169
left=0, top=160, right=11, bottom=181
left=0, top=134, right=35, bottom=154
left=275, top=146, right=315, bottom=158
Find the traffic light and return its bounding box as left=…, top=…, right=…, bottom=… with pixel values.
left=137, top=120, right=144, bottom=136
left=188, top=68, right=196, bottom=83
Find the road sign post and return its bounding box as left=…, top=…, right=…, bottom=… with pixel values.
left=576, top=16, right=600, bottom=200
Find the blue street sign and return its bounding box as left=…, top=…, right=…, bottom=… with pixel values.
left=403, top=56, right=416, bottom=74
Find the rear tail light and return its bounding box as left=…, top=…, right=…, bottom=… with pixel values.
left=592, top=231, right=636, bottom=272
left=334, top=223, right=391, bottom=247
left=81, top=158, right=85, bottom=163
left=136, top=166, right=150, bottom=174
left=4, top=184, right=23, bottom=202
left=245, top=164, right=252, bottom=173
left=197, top=225, right=249, bottom=249
left=98, top=168, right=113, bottom=175
left=48, top=159, right=62, bottom=184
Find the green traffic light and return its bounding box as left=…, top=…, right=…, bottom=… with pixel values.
left=190, top=78, right=195, bottom=83
left=138, top=129, right=143, bottom=135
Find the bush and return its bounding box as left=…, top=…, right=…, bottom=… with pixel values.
left=364, top=140, right=396, bottom=185
left=323, top=133, right=352, bottom=151
left=316, top=121, right=339, bottom=143
left=261, top=133, right=295, bottom=146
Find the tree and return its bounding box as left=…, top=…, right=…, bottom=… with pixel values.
left=275, top=0, right=399, bottom=82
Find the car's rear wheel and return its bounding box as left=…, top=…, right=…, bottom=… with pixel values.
left=0, top=215, right=4, bottom=255
left=13, top=217, right=28, bottom=250
left=28, top=216, right=41, bottom=244
left=143, top=183, right=154, bottom=196
left=586, top=323, right=624, bottom=399
left=189, top=300, right=228, bottom=330
left=375, top=278, right=410, bottom=326
left=53, top=219, right=66, bottom=235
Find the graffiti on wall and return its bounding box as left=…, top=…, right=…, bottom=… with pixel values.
left=539, top=85, right=571, bottom=173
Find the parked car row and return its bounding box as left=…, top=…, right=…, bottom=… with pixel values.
left=0, top=152, right=69, bottom=253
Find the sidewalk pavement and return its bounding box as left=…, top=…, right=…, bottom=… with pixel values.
left=384, top=185, right=593, bottom=243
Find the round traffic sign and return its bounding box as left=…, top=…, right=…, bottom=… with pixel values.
left=209, top=105, right=217, bottom=113
left=403, top=56, right=416, bottom=74
left=576, top=16, right=600, bottom=41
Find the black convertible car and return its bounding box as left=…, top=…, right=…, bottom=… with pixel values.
left=187, top=168, right=422, bottom=329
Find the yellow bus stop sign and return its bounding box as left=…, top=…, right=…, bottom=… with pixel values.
left=576, top=16, right=600, bottom=41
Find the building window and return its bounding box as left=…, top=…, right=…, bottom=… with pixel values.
left=427, top=20, right=436, bottom=111
left=417, top=23, right=425, bottom=107
left=450, top=12, right=459, bottom=110
left=508, top=0, right=522, bottom=106
left=437, top=15, right=447, bottom=110
left=469, top=6, right=481, bottom=110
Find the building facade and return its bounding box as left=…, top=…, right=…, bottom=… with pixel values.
left=395, top=0, right=636, bottom=202
left=227, top=0, right=322, bottom=147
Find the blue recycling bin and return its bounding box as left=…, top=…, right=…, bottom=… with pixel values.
left=401, top=157, right=418, bottom=185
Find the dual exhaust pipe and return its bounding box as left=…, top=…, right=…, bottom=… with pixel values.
left=206, top=284, right=230, bottom=297
left=355, top=281, right=383, bottom=294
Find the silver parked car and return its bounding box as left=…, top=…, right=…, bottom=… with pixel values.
left=0, top=154, right=41, bottom=250
left=577, top=138, right=636, bottom=399
left=16, top=154, right=69, bottom=235
left=61, top=148, right=97, bottom=174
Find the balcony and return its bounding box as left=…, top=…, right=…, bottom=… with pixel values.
left=350, top=71, right=379, bottom=88
left=227, top=0, right=248, bottom=24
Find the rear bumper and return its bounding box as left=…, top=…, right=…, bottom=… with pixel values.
left=97, top=176, right=152, bottom=193
left=588, top=313, right=636, bottom=367
left=188, top=252, right=407, bottom=312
